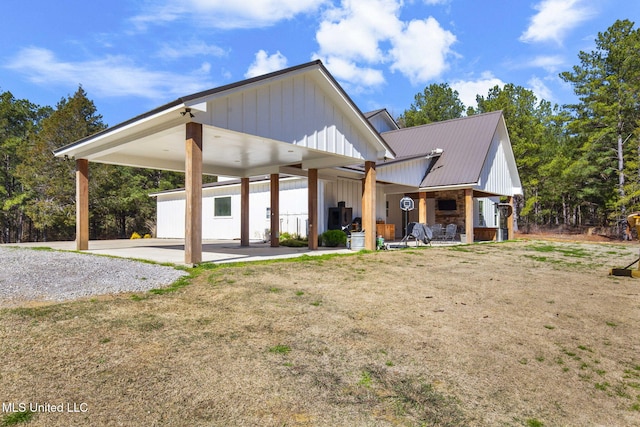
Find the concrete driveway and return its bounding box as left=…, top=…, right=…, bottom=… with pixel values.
left=4, top=238, right=352, bottom=265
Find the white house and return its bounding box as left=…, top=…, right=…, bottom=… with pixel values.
left=153, top=108, right=522, bottom=243
left=54, top=60, right=521, bottom=264
left=54, top=60, right=395, bottom=264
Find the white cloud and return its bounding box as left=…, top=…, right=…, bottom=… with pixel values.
left=315, top=0, right=402, bottom=63
left=314, top=0, right=456, bottom=90
left=525, top=55, right=565, bottom=73
left=129, top=3, right=184, bottom=31
left=5, top=47, right=213, bottom=100
left=319, top=56, right=385, bottom=87
left=451, top=73, right=556, bottom=108
left=520, top=0, right=594, bottom=44
left=527, top=76, right=554, bottom=103
left=450, top=72, right=505, bottom=109
left=156, top=40, right=227, bottom=60
left=198, top=62, right=212, bottom=74
left=389, top=17, right=457, bottom=85
left=132, top=0, right=326, bottom=30
left=245, top=50, right=288, bottom=78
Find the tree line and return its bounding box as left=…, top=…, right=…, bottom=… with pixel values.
left=0, top=87, right=194, bottom=243
left=1, top=19, right=638, bottom=243
left=400, top=19, right=640, bottom=236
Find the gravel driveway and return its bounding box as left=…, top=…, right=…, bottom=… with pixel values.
left=0, top=246, right=188, bottom=306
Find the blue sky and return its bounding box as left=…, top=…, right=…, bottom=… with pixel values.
left=1, top=0, right=638, bottom=126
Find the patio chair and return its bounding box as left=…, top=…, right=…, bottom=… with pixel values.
left=400, top=222, right=432, bottom=247
left=431, top=223, right=443, bottom=240
left=443, top=224, right=457, bottom=241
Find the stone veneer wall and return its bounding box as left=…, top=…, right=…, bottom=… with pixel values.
left=431, top=190, right=467, bottom=233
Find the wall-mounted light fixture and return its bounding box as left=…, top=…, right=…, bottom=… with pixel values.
left=426, top=148, right=443, bottom=158
left=180, top=108, right=195, bottom=118
left=421, top=148, right=444, bottom=182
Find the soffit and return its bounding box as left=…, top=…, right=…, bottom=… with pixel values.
left=54, top=61, right=393, bottom=177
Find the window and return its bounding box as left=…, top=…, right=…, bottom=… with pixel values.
left=214, top=196, right=231, bottom=217
left=478, top=200, right=486, bottom=226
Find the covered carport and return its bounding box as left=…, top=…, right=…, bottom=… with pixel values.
left=54, top=61, right=394, bottom=265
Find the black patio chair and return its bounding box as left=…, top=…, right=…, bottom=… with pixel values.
left=400, top=222, right=432, bottom=247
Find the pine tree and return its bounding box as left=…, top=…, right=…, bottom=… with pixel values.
left=0, top=91, right=50, bottom=242
left=560, top=19, right=640, bottom=231
left=470, top=84, right=561, bottom=229
left=398, top=83, right=465, bottom=127
left=16, top=86, right=106, bottom=241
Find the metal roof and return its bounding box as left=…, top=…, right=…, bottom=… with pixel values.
left=380, top=111, right=504, bottom=188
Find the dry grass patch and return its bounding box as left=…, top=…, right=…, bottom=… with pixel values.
left=1, top=240, right=640, bottom=426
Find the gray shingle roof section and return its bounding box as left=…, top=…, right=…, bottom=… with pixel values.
left=380, top=111, right=503, bottom=188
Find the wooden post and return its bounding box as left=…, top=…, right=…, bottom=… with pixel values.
left=308, top=168, right=318, bottom=250
left=185, top=122, right=203, bottom=265
left=241, top=177, right=249, bottom=247
left=418, top=192, right=427, bottom=224
left=75, top=159, right=89, bottom=251
left=362, top=161, right=376, bottom=250
left=506, top=196, right=514, bottom=239
left=270, top=173, right=279, bottom=247
left=465, top=188, right=474, bottom=243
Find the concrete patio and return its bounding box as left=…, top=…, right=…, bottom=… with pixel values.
left=2, top=238, right=353, bottom=265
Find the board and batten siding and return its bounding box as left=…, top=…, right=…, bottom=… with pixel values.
left=156, top=178, right=309, bottom=240
left=377, top=157, right=430, bottom=187
left=367, top=114, right=397, bottom=134
left=155, top=194, right=186, bottom=239
left=322, top=178, right=386, bottom=223
left=474, top=197, right=500, bottom=228
left=204, top=74, right=377, bottom=161
left=240, top=179, right=309, bottom=240
left=477, top=126, right=519, bottom=196
left=155, top=176, right=390, bottom=240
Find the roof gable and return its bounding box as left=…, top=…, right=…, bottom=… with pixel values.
left=364, top=109, right=400, bottom=133
left=379, top=111, right=521, bottom=194
left=54, top=61, right=394, bottom=177
left=476, top=117, right=523, bottom=195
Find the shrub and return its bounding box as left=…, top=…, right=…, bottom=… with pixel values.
left=279, top=232, right=294, bottom=241
left=322, top=229, right=347, bottom=247
left=280, top=238, right=308, bottom=247
left=130, top=232, right=142, bottom=239
left=280, top=232, right=308, bottom=247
